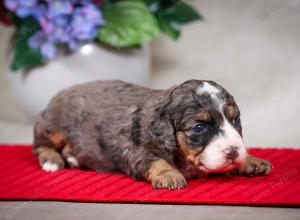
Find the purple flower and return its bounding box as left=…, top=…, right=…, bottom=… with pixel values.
left=4, top=0, right=38, bottom=18
left=5, top=0, right=105, bottom=59
left=71, top=4, right=104, bottom=41
left=39, top=15, right=71, bottom=43
left=48, top=0, right=73, bottom=17
left=40, top=41, right=57, bottom=60
left=68, top=38, right=81, bottom=51
left=28, top=31, right=57, bottom=60
left=50, top=16, right=71, bottom=42
left=31, top=4, right=47, bottom=20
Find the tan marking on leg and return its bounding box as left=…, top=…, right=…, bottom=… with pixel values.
left=36, top=146, right=65, bottom=172
left=147, top=159, right=174, bottom=180
left=48, top=132, right=66, bottom=150
left=147, top=159, right=187, bottom=190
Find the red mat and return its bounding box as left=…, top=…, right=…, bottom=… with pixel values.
left=0, top=145, right=299, bottom=206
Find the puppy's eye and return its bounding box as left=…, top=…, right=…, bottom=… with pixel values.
left=232, top=115, right=241, bottom=125
left=192, top=123, right=207, bottom=133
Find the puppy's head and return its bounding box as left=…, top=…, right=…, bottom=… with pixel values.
left=156, top=80, right=247, bottom=174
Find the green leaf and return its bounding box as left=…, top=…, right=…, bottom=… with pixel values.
left=152, top=1, right=203, bottom=39
left=157, top=18, right=180, bottom=39
left=12, top=16, right=39, bottom=32
left=10, top=18, right=44, bottom=71
left=97, top=1, right=160, bottom=47
left=11, top=37, right=44, bottom=71
left=157, top=1, right=202, bottom=24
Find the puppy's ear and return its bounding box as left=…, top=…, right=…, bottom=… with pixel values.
left=150, top=111, right=176, bottom=152
left=145, top=86, right=180, bottom=152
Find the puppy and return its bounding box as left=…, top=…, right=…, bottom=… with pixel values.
left=33, top=80, right=272, bottom=189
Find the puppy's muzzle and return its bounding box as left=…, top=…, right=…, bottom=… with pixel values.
left=224, top=146, right=239, bottom=160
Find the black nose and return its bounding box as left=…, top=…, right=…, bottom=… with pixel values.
left=224, top=146, right=239, bottom=160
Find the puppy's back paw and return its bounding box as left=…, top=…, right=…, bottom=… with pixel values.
left=35, top=146, right=65, bottom=172
left=42, top=161, right=61, bottom=172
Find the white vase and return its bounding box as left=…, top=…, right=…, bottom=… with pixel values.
left=5, top=43, right=151, bottom=121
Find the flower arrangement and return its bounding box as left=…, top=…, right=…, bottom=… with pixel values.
left=1, top=0, right=201, bottom=71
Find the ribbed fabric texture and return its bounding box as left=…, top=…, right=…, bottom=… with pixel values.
left=0, top=145, right=299, bottom=206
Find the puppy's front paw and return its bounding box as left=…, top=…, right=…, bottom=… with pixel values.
left=232, top=155, right=272, bottom=177
left=152, top=170, right=187, bottom=190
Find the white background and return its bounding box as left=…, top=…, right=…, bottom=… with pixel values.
left=0, top=0, right=299, bottom=147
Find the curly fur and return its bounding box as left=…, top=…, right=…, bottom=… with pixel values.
left=33, top=79, right=272, bottom=188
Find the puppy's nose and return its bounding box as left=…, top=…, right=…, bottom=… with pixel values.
left=224, top=146, right=239, bottom=160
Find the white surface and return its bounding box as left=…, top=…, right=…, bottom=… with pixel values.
left=150, top=0, right=300, bottom=148
left=0, top=0, right=300, bottom=147
left=5, top=43, right=150, bottom=120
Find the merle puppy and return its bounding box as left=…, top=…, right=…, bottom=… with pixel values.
left=33, top=80, right=272, bottom=189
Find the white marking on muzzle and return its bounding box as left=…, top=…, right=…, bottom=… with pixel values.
left=196, top=81, right=248, bottom=172
left=201, top=120, right=247, bottom=172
